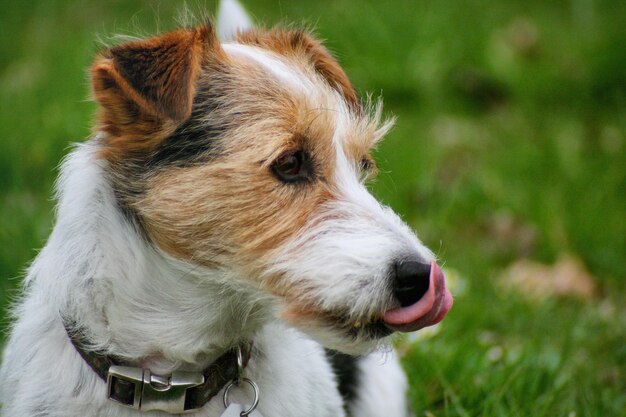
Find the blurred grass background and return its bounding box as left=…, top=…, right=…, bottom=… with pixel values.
left=0, top=0, right=624, bottom=415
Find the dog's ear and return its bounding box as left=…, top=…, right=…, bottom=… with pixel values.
left=92, top=25, right=219, bottom=125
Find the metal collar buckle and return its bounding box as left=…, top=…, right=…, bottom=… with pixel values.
left=107, top=365, right=205, bottom=413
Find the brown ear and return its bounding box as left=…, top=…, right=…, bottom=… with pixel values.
left=92, top=25, right=218, bottom=125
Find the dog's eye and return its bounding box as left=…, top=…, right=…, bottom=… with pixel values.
left=271, top=150, right=311, bottom=183
left=360, top=158, right=373, bottom=172
left=359, top=157, right=377, bottom=181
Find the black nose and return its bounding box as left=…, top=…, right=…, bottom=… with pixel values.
left=392, top=260, right=431, bottom=307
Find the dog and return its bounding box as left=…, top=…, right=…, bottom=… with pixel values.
left=0, top=1, right=452, bottom=416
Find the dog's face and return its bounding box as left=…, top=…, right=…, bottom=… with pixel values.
left=92, top=24, right=452, bottom=354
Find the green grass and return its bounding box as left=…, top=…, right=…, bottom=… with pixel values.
left=1, top=1, right=624, bottom=415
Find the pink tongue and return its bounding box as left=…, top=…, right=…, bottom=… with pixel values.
left=383, top=261, right=452, bottom=327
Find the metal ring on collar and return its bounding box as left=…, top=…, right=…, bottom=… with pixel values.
left=235, top=345, right=244, bottom=381
left=223, top=378, right=260, bottom=416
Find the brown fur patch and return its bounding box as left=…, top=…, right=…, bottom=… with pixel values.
left=237, top=29, right=361, bottom=113
left=135, top=92, right=340, bottom=268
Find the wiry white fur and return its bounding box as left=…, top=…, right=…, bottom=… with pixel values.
left=351, top=350, right=411, bottom=417
left=223, top=43, right=316, bottom=94
left=216, top=0, right=253, bottom=41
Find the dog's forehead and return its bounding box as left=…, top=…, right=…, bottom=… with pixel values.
left=217, top=42, right=381, bottom=156
left=222, top=43, right=314, bottom=94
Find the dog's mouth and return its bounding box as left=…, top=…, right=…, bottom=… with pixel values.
left=280, top=262, right=453, bottom=344
left=382, top=261, right=453, bottom=333
left=347, top=319, right=393, bottom=339
left=350, top=262, right=453, bottom=338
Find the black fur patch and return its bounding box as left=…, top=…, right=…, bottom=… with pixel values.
left=325, top=349, right=361, bottom=410
left=147, top=90, right=224, bottom=168
left=148, top=123, right=220, bottom=168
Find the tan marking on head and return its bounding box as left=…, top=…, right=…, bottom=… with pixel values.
left=135, top=88, right=340, bottom=269
left=91, top=24, right=224, bottom=162
left=237, top=29, right=361, bottom=113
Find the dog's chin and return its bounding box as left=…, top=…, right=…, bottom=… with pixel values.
left=280, top=305, right=396, bottom=355
left=292, top=324, right=390, bottom=355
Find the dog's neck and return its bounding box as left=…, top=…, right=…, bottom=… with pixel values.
left=30, top=140, right=271, bottom=374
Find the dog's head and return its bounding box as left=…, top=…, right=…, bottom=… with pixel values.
left=91, top=17, right=452, bottom=354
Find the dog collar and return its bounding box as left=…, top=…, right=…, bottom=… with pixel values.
left=64, top=320, right=252, bottom=414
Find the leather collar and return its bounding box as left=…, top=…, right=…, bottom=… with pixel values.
left=64, top=320, right=252, bottom=413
